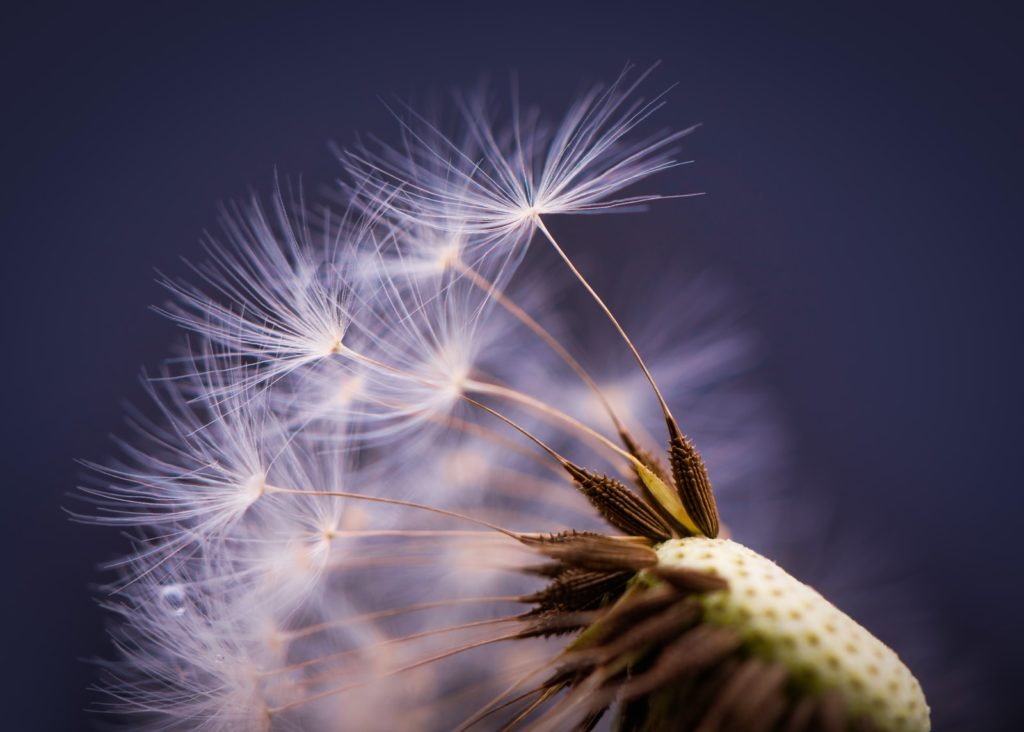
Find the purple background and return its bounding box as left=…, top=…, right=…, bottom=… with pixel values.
left=2, top=3, right=1020, bottom=729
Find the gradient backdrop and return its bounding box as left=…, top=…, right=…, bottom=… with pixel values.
left=2, top=3, right=1021, bottom=730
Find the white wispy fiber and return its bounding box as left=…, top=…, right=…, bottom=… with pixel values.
left=344, top=64, right=698, bottom=249
left=159, top=189, right=384, bottom=404
left=83, top=68, right=799, bottom=730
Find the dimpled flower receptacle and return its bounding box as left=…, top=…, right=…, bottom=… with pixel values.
left=649, top=538, right=930, bottom=732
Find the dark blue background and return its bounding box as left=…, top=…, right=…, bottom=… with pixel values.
left=2, top=3, right=1020, bottom=729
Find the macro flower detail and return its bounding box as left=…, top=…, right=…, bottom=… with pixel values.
left=82, top=68, right=931, bottom=731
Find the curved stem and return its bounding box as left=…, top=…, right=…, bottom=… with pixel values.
left=458, top=395, right=571, bottom=468
left=266, top=485, right=517, bottom=539
left=464, top=378, right=634, bottom=465
left=338, top=340, right=623, bottom=461
left=453, top=258, right=631, bottom=437
left=534, top=215, right=674, bottom=426
left=282, top=594, right=523, bottom=641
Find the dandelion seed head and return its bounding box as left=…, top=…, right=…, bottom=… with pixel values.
left=81, top=69, right=940, bottom=732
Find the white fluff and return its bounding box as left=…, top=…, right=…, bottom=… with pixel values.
left=84, top=70, right=789, bottom=730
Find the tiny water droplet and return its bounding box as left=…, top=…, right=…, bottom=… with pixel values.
left=159, top=584, right=187, bottom=616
